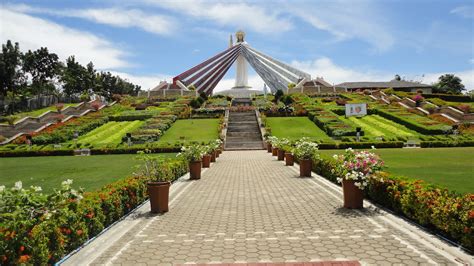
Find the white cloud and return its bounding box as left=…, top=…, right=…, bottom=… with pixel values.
left=0, top=8, right=128, bottom=69
left=5, top=4, right=176, bottom=35
left=144, top=1, right=292, bottom=34
left=450, top=5, right=474, bottom=19
left=290, top=57, right=393, bottom=85
left=285, top=1, right=394, bottom=52
left=111, top=71, right=172, bottom=90
left=214, top=75, right=264, bottom=92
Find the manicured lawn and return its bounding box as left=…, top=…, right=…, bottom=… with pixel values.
left=319, top=147, right=474, bottom=194
left=266, top=117, right=332, bottom=141
left=77, top=121, right=144, bottom=146
left=345, top=114, right=419, bottom=139
left=0, top=153, right=176, bottom=193
left=158, top=119, right=220, bottom=144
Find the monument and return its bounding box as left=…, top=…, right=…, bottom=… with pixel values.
left=233, top=30, right=250, bottom=89
left=171, top=30, right=311, bottom=97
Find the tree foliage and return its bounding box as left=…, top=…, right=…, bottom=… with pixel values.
left=434, top=74, right=465, bottom=94
left=22, top=47, right=60, bottom=95
left=0, top=40, right=24, bottom=97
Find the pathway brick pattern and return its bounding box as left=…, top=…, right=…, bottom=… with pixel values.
left=92, top=151, right=458, bottom=265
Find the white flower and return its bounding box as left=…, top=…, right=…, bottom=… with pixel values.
left=371, top=145, right=376, bottom=150
left=31, top=186, right=42, bottom=192
left=0, top=185, right=5, bottom=192
left=333, top=154, right=338, bottom=160
left=13, top=181, right=22, bottom=190
left=62, top=179, right=73, bottom=186
left=354, top=182, right=361, bottom=188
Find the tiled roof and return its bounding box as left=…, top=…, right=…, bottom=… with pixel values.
left=336, top=80, right=431, bottom=89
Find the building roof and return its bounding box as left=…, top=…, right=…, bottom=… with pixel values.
left=336, top=80, right=431, bottom=89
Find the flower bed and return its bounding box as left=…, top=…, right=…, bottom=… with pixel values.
left=0, top=159, right=188, bottom=264
left=311, top=156, right=474, bottom=251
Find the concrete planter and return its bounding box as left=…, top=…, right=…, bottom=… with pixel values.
left=299, top=159, right=312, bottom=177
left=202, top=155, right=211, bottom=168
left=277, top=149, right=285, bottom=161
left=147, top=181, right=170, bottom=213
left=272, top=147, right=278, bottom=156
left=189, top=161, right=202, bottom=180
left=285, top=153, right=294, bottom=166
left=342, top=179, right=364, bottom=209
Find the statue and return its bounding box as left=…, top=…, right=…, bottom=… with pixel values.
left=236, top=30, right=245, bottom=43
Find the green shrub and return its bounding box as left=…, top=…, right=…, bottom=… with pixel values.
left=0, top=159, right=187, bottom=264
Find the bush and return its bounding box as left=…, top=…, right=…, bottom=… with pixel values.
left=0, top=159, right=188, bottom=264
left=311, top=156, right=474, bottom=251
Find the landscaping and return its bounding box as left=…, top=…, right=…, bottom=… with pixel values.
left=157, top=118, right=220, bottom=144
left=76, top=121, right=144, bottom=146
left=319, top=147, right=474, bottom=194
left=265, top=117, right=331, bottom=141
left=0, top=153, right=176, bottom=193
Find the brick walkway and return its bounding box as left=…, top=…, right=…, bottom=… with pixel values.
left=65, top=151, right=471, bottom=265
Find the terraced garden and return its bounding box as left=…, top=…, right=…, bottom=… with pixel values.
left=345, top=114, right=419, bottom=139
left=76, top=120, right=144, bottom=146
left=157, top=118, right=220, bottom=144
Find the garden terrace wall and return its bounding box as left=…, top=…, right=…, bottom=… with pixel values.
left=309, top=156, right=473, bottom=252
left=0, top=159, right=188, bottom=264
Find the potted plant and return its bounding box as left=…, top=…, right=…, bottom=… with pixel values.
left=333, top=148, right=384, bottom=209
left=177, top=144, right=205, bottom=180
left=266, top=136, right=276, bottom=153
left=213, top=139, right=223, bottom=158
left=275, top=138, right=289, bottom=161
left=294, top=138, right=318, bottom=177
left=201, top=145, right=212, bottom=168
left=283, top=142, right=295, bottom=166
left=137, top=150, right=173, bottom=214
left=268, top=136, right=279, bottom=156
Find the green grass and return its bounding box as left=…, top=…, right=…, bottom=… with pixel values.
left=266, top=117, right=332, bottom=141
left=345, top=114, right=418, bottom=139
left=0, top=153, right=176, bottom=193
left=77, top=121, right=144, bottom=146
left=319, top=147, right=474, bottom=194
left=157, top=119, right=220, bottom=144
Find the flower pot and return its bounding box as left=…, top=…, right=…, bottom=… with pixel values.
left=189, top=161, right=202, bottom=180
left=285, top=152, right=294, bottom=166
left=202, top=154, right=211, bottom=168
left=216, top=149, right=221, bottom=158
left=342, top=179, right=364, bottom=209
left=147, top=181, right=170, bottom=213
left=210, top=152, right=216, bottom=162
left=267, top=142, right=272, bottom=153
left=277, top=149, right=285, bottom=161
left=299, top=159, right=312, bottom=177
left=272, top=147, right=278, bottom=156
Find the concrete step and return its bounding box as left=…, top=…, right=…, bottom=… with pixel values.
left=226, top=131, right=262, bottom=137
left=226, top=136, right=262, bottom=142
left=225, top=141, right=264, bottom=150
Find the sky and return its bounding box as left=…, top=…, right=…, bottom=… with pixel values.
left=1, top=0, right=473, bottom=92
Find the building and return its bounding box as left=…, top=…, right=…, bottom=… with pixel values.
left=336, top=80, right=432, bottom=94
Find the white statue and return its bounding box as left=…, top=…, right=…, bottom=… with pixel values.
left=234, top=30, right=249, bottom=88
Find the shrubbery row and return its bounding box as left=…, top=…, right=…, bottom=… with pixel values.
left=0, top=159, right=188, bottom=264
left=310, top=156, right=474, bottom=251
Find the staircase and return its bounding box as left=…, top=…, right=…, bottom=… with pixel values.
left=225, top=111, right=264, bottom=150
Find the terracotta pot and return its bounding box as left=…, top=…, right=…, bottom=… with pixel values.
left=210, top=151, right=216, bottom=162
left=147, top=181, right=170, bottom=213
left=299, top=159, right=312, bottom=177
left=277, top=149, right=285, bottom=161
left=285, top=153, right=294, bottom=166
left=272, top=147, right=278, bottom=156
left=189, top=161, right=202, bottom=180
left=202, top=154, right=211, bottom=168
left=267, top=142, right=272, bottom=152
left=342, top=179, right=364, bottom=209
left=216, top=149, right=221, bottom=158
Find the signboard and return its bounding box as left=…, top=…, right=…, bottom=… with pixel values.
left=345, top=103, right=367, bottom=117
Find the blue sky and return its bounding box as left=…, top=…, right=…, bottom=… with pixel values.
left=1, top=0, right=473, bottom=91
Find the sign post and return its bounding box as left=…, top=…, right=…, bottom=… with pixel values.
left=345, top=103, right=367, bottom=117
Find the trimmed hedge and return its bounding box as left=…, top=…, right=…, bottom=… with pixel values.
left=0, top=146, right=179, bottom=157
left=423, top=94, right=473, bottom=103
left=373, top=108, right=449, bottom=135
left=420, top=140, right=474, bottom=148
left=311, top=156, right=474, bottom=251
left=0, top=159, right=188, bottom=264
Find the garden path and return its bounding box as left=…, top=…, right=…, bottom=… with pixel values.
left=64, top=150, right=471, bottom=265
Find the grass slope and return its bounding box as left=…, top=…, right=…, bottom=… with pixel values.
left=266, top=117, right=332, bottom=141
left=77, top=121, right=144, bottom=145
left=2, top=103, right=78, bottom=124
left=158, top=119, right=219, bottom=144
left=319, top=147, right=474, bottom=194
left=0, top=153, right=176, bottom=193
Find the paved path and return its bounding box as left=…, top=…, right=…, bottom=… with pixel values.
left=65, top=151, right=472, bottom=265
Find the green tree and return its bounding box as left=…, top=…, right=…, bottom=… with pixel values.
left=22, top=47, right=60, bottom=95
left=434, top=74, right=465, bottom=94
left=61, top=56, right=87, bottom=96
left=394, top=74, right=401, bottom=81
left=273, top=89, right=284, bottom=103
left=0, top=40, right=24, bottom=98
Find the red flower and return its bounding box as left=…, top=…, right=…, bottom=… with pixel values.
left=469, top=210, right=474, bottom=219
left=18, top=255, right=30, bottom=263
left=19, top=245, right=25, bottom=252
left=76, top=230, right=83, bottom=236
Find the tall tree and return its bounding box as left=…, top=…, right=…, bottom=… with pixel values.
left=22, top=47, right=60, bottom=95
left=0, top=40, right=24, bottom=98
left=393, top=74, right=401, bottom=81
left=434, top=74, right=465, bottom=94
left=84, top=61, right=96, bottom=94
left=61, top=56, right=87, bottom=96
